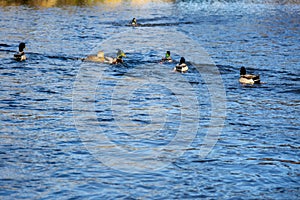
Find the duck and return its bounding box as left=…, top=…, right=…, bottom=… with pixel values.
left=131, top=18, right=137, bottom=26
left=160, top=51, right=173, bottom=63
left=84, top=49, right=126, bottom=64
left=110, top=49, right=126, bottom=64
left=14, top=42, right=26, bottom=61
left=174, top=57, right=188, bottom=73
left=239, top=67, right=260, bottom=84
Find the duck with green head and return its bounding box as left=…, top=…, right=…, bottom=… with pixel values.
left=239, top=67, right=260, bottom=84
left=161, top=51, right=172, bottom=63
left=174, top=57, right=188, bottom=73
left=14, top=42, right=26, bottom=61
left=131, top=18, right=137, bottom=26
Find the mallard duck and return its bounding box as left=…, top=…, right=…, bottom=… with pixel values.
left=174, top=57, right=188, bottom=73
left=14, top=42, right=26, bottom=61
left=160, top=51, right=172, bottom=63
left=239, top=67, right=260, bottom=84
left=111, top=49, right=126, bottom=64
left=131, top=18, right=137, bottom=26
left=84, top=50, right=126, bottom=64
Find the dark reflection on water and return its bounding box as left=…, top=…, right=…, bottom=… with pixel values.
left=0, top=0, right=300, bottom=199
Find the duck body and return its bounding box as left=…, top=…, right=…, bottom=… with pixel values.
left=239, top=67, right=260, bottom=84
left=174, top=57, right=188, bottom=73
left=85, top=51, right=105, bottom=62
left=14, top=42, right=26, bottom=61
left=162, top=58, right=173, bottom=63
left=161, top=51, right=173, bottom=63
left=239, top=74, right=260, bottom=84
left=174, top=63, right=188, bottom=72
left=14, top=52, right=26, bottom=61
left=84, top=54, right=116, bottom=64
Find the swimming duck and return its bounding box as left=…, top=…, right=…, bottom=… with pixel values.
left=111, top=49, right=126, bottom=64
left=239, top=67, right=260, bottom=84
left=84, top=49, right=126, bottom=64
left=174, top=57, right=188, bottom=73
left=14, top=42, right=26, bottom=61
left=160, top=51, right=173, bottom=63
left=131, top=18, right=137, bottom=26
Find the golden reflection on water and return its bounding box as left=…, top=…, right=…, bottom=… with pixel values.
left=0, top=0, right=174, bottom=7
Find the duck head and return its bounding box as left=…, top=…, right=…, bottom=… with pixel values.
left=165, top=51, right=171, bottom=59
left=132, top=18, right=137, bottom=25
left=240, top=67, right=246, bottom=75
left=19, top=42, right=26, bottom=52
left=179, top=57, right=185, bottom=65
left=97, top=51, right=104, bottom=58
left=117, top=49, right=126, bottom=59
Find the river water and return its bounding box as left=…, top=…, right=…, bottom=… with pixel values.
left=0, top=0, right=299, bottom=199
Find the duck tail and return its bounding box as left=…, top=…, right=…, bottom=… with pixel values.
left=253, top=75, right=260, bottom=80
left=253, top=75, right=260, bottom=84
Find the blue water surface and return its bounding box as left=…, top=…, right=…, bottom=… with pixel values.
left=0, top=0, right=299, bottom=199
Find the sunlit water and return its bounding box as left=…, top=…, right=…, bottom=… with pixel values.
left=0, top=0, right=299, bottom=199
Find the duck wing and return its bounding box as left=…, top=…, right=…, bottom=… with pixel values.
left=85, top=55, right=97, bottom=61
left=14, top=54, right=21, bottom=61
left=242, top=74, right=259, bottom=80
left=176, top=63, right=186, bottom=69
left=240, top=74, right=260, bottom=84
left=104, top=56, right=114, bottom=64
left=85, top=55, right=105, bottom=62
left=14, top=52, right=25, bottom=61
